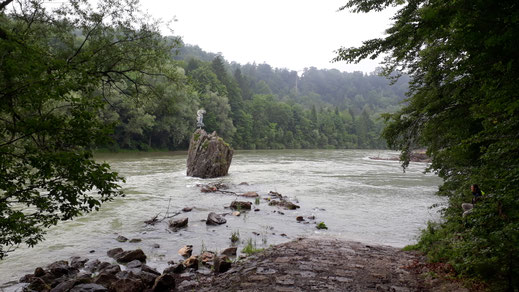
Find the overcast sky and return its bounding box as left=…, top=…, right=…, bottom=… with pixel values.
left=142, top=0, right=396, bottom=73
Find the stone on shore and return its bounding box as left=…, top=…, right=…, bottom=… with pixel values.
left=178, top=245, right=193, bottom=257
left=200, top=251, right=216, bottom=265
left=94, top=273, right=118, bottom=288
left=70, top=283, right=108, bottom=292
left=151, top=274, right=175, bottom=292
left=186, top=129, right=233, bottom=178
left=163, top=263, right=185, bottom=274
left=183, top=256, right=199, bottom=270
left=114, top=249, right=147, bottom=264
left=214, top=256, right=232, bottom=273
left=111, top=278, right=145, bottom=292
left=221, top=247, right=237, bottom=256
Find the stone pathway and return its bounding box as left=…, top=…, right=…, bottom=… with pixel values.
left=179, top=237, right=468, bottom=292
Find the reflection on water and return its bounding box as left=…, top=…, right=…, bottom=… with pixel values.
left=0, top=149, right=445, bottom=285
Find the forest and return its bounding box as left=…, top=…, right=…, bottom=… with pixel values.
left=101, top=39, right=410, bottom=151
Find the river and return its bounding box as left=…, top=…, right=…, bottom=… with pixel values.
left=0, top=149, right=445, bottom=286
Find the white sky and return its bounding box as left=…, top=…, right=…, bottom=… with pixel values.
left=143, top=1, right=397, bottom=73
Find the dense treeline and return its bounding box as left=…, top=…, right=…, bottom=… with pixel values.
left=102, top=41, right=408, bottom=151
left=336, top=0, right=519, bottom=290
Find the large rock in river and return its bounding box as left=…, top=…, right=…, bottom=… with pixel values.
left=186, top=129, right=233, bottom=178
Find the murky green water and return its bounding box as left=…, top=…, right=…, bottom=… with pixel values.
left=0, top=149, right=445, bottom=285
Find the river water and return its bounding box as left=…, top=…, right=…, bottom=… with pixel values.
left=0, top=149, right=445, bottom=286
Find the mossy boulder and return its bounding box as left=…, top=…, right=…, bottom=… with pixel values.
left=186, top=129, right=233, bottom=178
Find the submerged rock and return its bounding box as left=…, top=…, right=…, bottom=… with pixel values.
left=240, top=191, right=259, bottom=198
left=269, top=199, right=300, bottom=210
left=107, top=248, right=124, bottom=259
left=230, top=201, right=252, bottom=210
left=169, top=217, right=188, bottom=230
left=186, top=129, right=233, bottom=178
left=116, top=235, right=128, bottom=243
left=206, top=212, right=227, bottom=225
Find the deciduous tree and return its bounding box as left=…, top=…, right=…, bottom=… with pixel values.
left=0, top=0, right=175, bottom=258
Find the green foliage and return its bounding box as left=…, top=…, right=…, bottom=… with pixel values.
left=0, top=0, right=176, bottom=258
left=336, top=0, right=519, bottom=289
left=241, top=238, right=264, bottom=256
left=316, top=222, right=328, bottom=230
left=230, top=230, right=240, bottom=244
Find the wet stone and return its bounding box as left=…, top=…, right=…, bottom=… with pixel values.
left=299, top=271, right=316, bottom=277
left=275, top=275, right=295, bottom=285
left=249, top=275, right=269, bottom=282
left=274, top=286, right=302, bottom=292
left=274, top=257, right=291, bottom=263
left=116, top=236, right=128, bottom=243
left=256, top=267, right=277, bottom=275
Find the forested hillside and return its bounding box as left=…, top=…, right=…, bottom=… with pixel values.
left=102, top=40, right=408, bottom=151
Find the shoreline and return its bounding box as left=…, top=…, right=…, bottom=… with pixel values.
left=6, top=237, right=469, bottom=292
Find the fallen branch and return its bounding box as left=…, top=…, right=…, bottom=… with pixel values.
left=144, top=198, right=181, bottom=225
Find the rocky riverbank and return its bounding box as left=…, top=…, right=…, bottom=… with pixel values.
left=14, top=237, right=470, bottom=292
left=5, top=179, right=453, bottom=291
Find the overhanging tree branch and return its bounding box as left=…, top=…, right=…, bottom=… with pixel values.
left=0, top=0, right=14, bottom=11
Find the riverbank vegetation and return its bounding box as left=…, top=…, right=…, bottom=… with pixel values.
left=335, top=0, right=519, bottom=290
